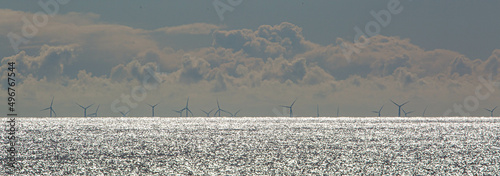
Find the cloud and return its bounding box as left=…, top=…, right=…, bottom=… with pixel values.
left=392, top=67, right=417, bottom=87
left=178, top=55, right=211, bottom=84
left=479, top=49, right=500, bottom=76
left=2, top=14, right=500, bottom=117
left=110, top=59, right=160, bottom=82
left=1, top=44, right=79, bottom=83
left=154, top=23, right=222, bottom=35
left=448, top=55, right=474, bottom=77
left=212, top=22, right=317, bottom=59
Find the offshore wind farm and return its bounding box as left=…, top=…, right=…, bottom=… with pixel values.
left=33, top=96, right=499, bottom=118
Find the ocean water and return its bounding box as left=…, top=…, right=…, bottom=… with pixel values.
left=1, top=117, right=500, bottom=175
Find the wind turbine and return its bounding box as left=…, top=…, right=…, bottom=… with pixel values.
left=422, top=106, right=428, bottom=117
left=280, top=98, right=296, bottom=117
left=41, top=96, right=56, bottom=117
left=391, top=100, right=409, bottom=117
left=180, top=97, right=194, bottom=117
left=317, top=104, right=319, bottom=117
left=201, top=108, right=214, bottom=117
left=372, top=105, right=384, bottom=117
left=173, top=110, right=183, bottom=117
left=77, top=103, right=93, bottom=117
left=337, top=105, right=339, bottom=117
left=147, top=103, right=159, bottom=117
left=402, top=108, right=414, bottom=117
left=214, top=99, right=229, bottom=117
left=231, top=109, right=241, bottom=117
left=485, top=106, right=497, bottom=117
left=119, top=110, right=130, bottom=117
left=88, top=104, right=100, bottom=117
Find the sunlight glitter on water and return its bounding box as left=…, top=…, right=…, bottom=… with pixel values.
left=2, top=117, right=499, bottom=175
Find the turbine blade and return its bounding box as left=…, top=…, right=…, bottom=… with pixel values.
left=41, top=107, right=50, bottom=111
left=372, top=111, right=379, bottom=113
left=380, top=105, right=384, bottom=111
left=390, top=99, right=398, bottom=106
left=494, top=106, right=498, bottom=111
left=50, top=97, right=54, bottom=107
left=291, top=98, right=297, bottom=107
left=76, top=103, right=84, bottom=109
left=222, top=110, right=232, bottom=117
left=401, top=101, right=409, bottom=106
left=85, top=104, right=94, bottom=109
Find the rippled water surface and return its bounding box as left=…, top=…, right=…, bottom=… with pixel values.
left=2, top=117, right=500, bottom=175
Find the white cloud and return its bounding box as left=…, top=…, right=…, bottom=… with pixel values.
left=154, top=23, right=222, bottom=35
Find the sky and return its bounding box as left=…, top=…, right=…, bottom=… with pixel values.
left=1, top=0, right=500, bottom=117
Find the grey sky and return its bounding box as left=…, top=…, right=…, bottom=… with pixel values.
left=2, top=0, right=499, bottom=59
left=1, top=0, right=500, bottom=117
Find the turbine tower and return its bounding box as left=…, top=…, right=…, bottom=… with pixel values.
left=201, top=109, right=214, bottom=117
left=41, top=96, right=56, bottom=117
left=280, top=98, right=296, bottom=117
left=337, top=105, right=339, bottom=117
left=317, top=104, right=319, bottom=117
left=77, top=103, right=93, bottom=117
left=120, top=110, right=130, bottom=117
left=485, top=106, right=497, bottom=117
left=402, top=108, right=414, bottom=117
left=88, top=104, right=100, bottom=117
left=180, top=97, right=193, bottom=117
left=391, top=100, right=409, bottom=117
left=214, top=99, right=229, bottom=117
left=372, top=105, right=384, bottom=117
left=147, top=103, right=159, bottom=117
left=422, top=106, right=428, bottom=117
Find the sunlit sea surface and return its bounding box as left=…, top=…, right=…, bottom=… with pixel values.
left=1, top=117, right=500, bottom=175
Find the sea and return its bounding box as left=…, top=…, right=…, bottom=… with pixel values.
left=1, top=117, right=499, bottom=175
